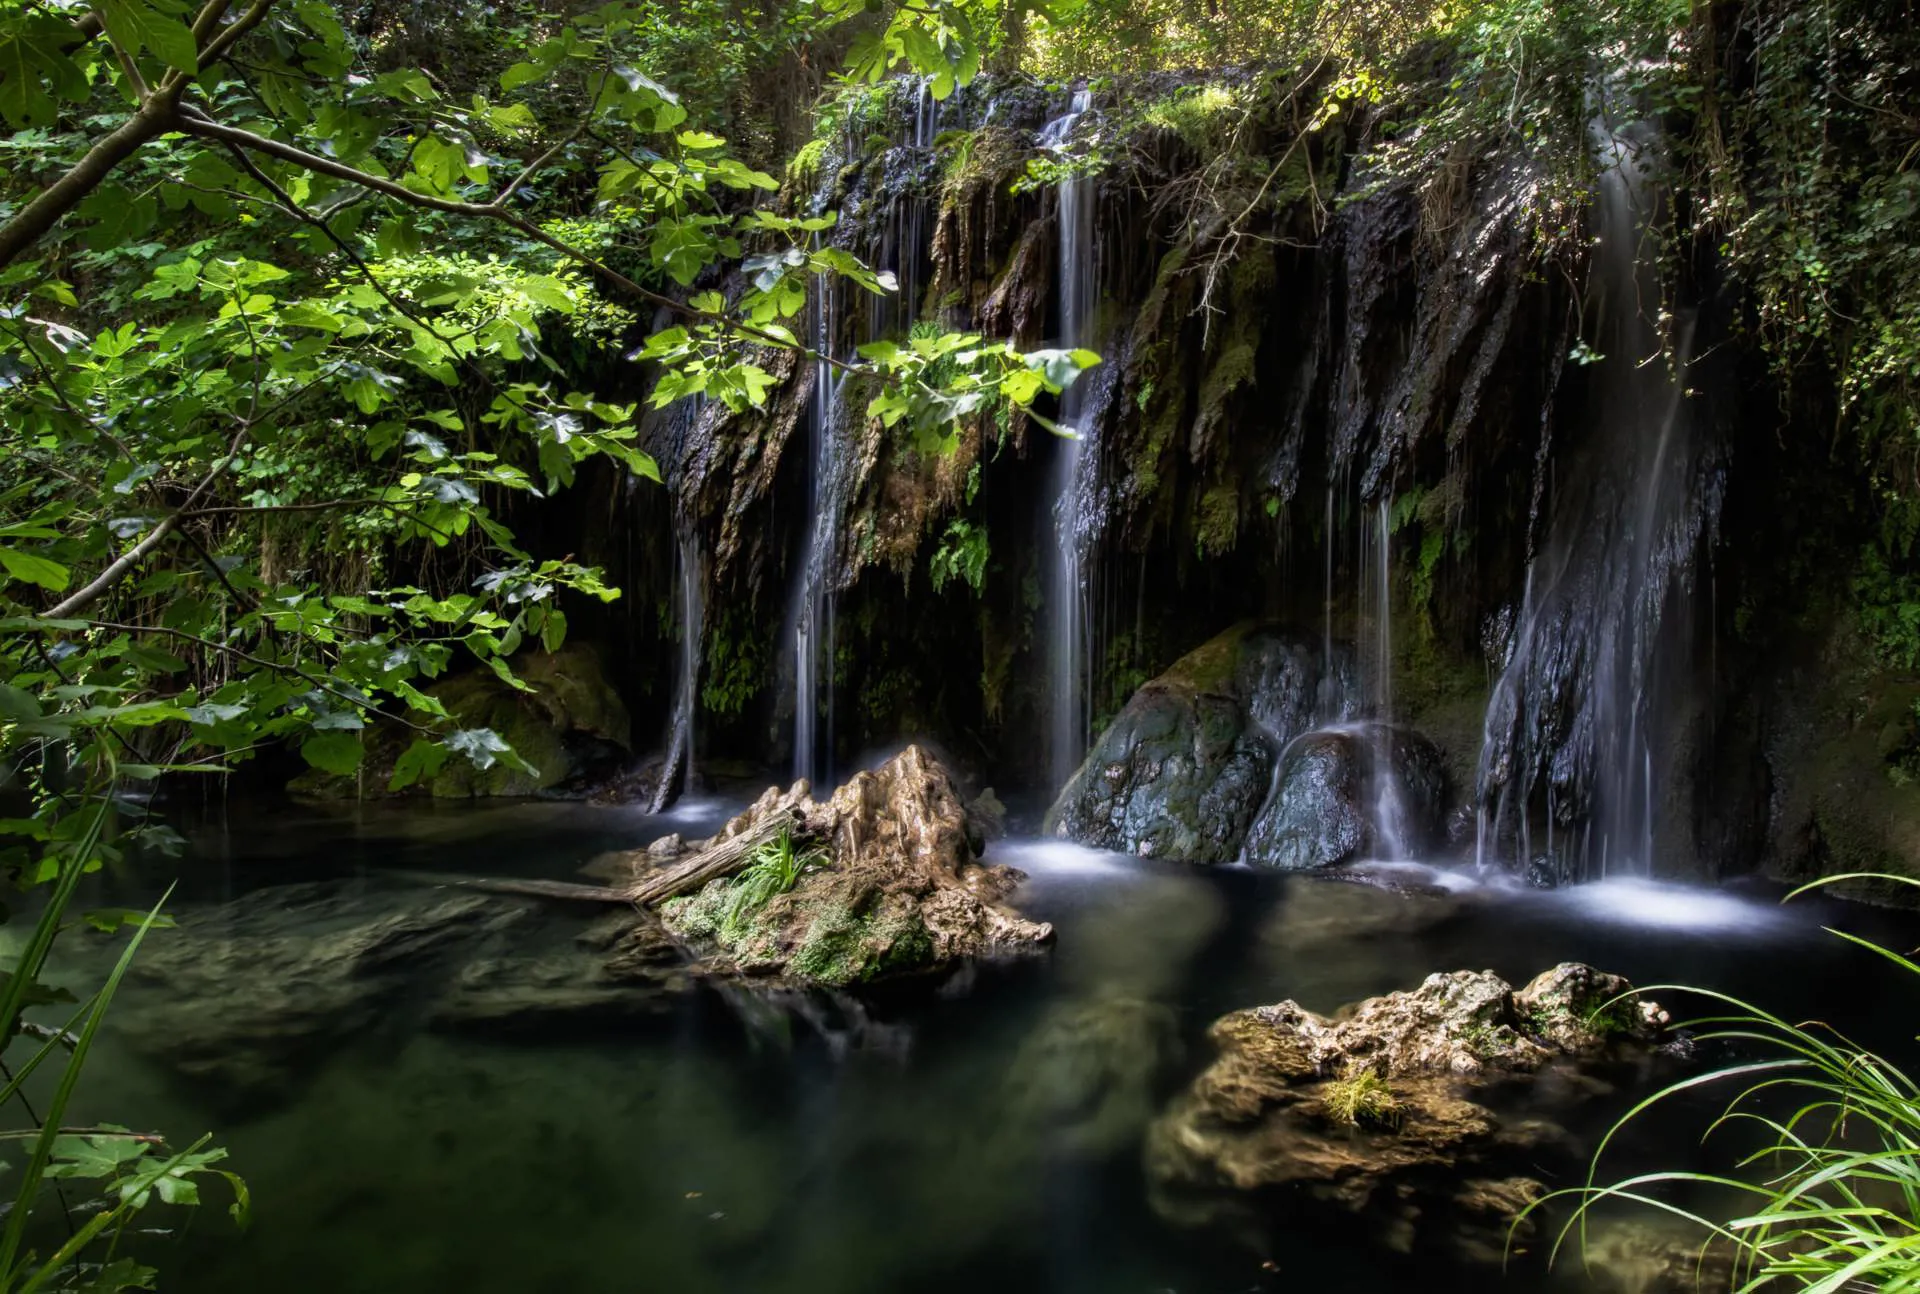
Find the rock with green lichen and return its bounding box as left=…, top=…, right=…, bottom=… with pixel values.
left=655, top=745, right=1051, bottom=988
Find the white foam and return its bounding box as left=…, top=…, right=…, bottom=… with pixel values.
left=988, top=838, right=1136, bottom=877
left=656, top=796, right=733, bottom=826
left=1542, top=877, right=1792, bottom=935
left=1342, top=860, right=1510, bottom=895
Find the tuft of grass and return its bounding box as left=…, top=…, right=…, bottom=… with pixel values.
left=1322, top=1068, right=1401, bottom=1130
left=1524, top=872, right=1920, bottom=1291
left=721, top=825, right=825, bottom=939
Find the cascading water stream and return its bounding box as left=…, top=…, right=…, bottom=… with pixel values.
left=790, top=284, right=844, bottom=787
left=1361, top=498, right=1414, bottom=860
left=884, top=78, right=940, bottom=336
left=1473, top=91, right=1716, bottom=880
left=647, top=524, right=705, bottom=813
left=786, top=84, right=948, bottom=786
left=1043, top=88, right=1098, bottom=793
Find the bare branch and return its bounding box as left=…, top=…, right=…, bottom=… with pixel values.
left=45, top=424, right=249, bottom=619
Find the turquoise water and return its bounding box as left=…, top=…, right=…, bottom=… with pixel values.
left=50, top=798, right=1914, bottom=1293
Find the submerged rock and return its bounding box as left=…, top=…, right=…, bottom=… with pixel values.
left=1146, top=963, right=1669, bottom=1265
left=649, top=746, right=1052, bottom=988
left=119, top=884, right=527, bottom=1106
left=1576, top=1220, right=1737, bottom=1294
left=1001, top=997, right=1184, bottom=1156
left=428, top=915, right=693, bottom=1035
left=1242, top=723, right=1448, bottom=869
left=119, top=883, right=702, bottom=1111
left=1045, top=623, right=1357, bottom=863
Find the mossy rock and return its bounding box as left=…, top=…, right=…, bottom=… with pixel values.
left=663, top=877, right=936, bottom=989
left=1765, top=613, right=1920, bottom=898
left=1046, top=623, right=1357, bottom=863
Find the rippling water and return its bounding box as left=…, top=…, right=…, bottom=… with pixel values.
left=44, top=797, right=1917, bottom=1294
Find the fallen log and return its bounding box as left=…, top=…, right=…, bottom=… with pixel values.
left=382, top=870, right=636, bottom=905
left=626, top=806, right=805, bottom=907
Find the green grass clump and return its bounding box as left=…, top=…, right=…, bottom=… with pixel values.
left=720, top=826, right=825, bottom=941
left=1529, top=873, right=1920, bottom=1291
left=1322, top=1068, right=1400, bottom=1130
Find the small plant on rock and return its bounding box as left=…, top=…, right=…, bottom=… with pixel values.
left=722, top=826, right=826, bottom=938
left=1322, top=1067, right=1401, bottom=1131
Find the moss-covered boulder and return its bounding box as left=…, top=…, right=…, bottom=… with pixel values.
left=1044, top=623, right=1357, bottom=862
left=289, top=643, right=631, bottom=800
left=651, top=746, right=1052, bottom=988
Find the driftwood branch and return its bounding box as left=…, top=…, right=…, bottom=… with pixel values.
left=626, top=808, right=803, bottom=907
left=382, top=870, right=634, bottom=905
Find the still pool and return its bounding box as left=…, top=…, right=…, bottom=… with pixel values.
left=47, top=797, right=1918, bottom=1294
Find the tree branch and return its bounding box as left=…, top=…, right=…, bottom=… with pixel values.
left=175, top=105, right=873, bottom=376
left=84, top=622, right=437, bottom=735
left=0, top=100, right=175, bottom=270
left=43, top=513, right=181, bottom=621
left=45, top=423, right=249, bottom=619
left=0, top=0, right=272, bottom=271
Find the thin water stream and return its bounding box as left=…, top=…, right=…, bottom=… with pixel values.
left=790, top=284, right=845, bottom=787
left=648, top=525, right=705, bottom=813
left=1043, top=88, right=1097, bottom=794
left=1475, top=95, right=1715, bottom=880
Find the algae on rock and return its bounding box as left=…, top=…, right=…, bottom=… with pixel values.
left=1146, top=963, right=1672, bottom=1265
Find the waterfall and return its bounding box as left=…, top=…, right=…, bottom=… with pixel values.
left=790, top=283, right=845, bottom=787
left=648, top=525, right=705, bottom=813
left=883, top=77, right=939, bottom=337
left=1361, top=499, right=1414, bottom=860
left=1473, top=95, right=1716, bottom=881
left=1043, top=88, right=1098, bottom=793
left=785, top=82, right=948, bottom=787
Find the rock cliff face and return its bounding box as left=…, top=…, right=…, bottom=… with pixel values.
left=1146, top=964, right=1673, bottom=1264
left=610, top=71, right=1580, bottom=795
left=544, top=68, right=1888, bottom=892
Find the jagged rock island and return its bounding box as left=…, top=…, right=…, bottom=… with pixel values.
left=617, top=745, right=1053, bottom=987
